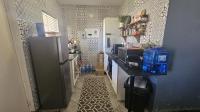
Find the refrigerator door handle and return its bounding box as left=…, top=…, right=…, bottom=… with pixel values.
left=59, top=59, right=69, bottom=65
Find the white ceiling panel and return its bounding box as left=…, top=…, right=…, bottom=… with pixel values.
left=57, top=0, right=124, bottom=6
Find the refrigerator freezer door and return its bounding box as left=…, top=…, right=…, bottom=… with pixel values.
left=57, top=37, right=68, bottom=63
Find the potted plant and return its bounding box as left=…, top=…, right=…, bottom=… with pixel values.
left=119, top=16, right=125, bottom=28
left=119, top=16, right=131, bottom=28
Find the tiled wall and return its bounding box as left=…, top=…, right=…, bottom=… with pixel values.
left=3, top=0, right=169, bottom=110
left=4, top=0, right=66, bottom=111
left=63, top=5, right=119, bottom=65
left=120, top=0, right=169, bottom=46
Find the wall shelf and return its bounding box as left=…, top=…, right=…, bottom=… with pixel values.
left=119, top=10, right=149, bottom=42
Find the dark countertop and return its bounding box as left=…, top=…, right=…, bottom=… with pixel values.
left=106, top=52, right=150, bottom=76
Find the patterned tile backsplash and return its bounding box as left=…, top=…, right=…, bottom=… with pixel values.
left=64, top=5, right=119, bottom=65
left=64, top=0, right=169, bottom=65
left=120, top=0, right=169, bottom=46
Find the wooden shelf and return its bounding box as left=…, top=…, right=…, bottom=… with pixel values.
left=119, top=12, right=149, bottom=41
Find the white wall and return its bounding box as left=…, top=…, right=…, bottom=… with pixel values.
left=0, top=0, right=29, bottom=111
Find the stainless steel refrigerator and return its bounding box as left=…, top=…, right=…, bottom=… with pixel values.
left=28, top=37, right=72, bottom=109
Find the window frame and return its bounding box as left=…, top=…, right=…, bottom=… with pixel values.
left=42, top=11, right=60, bottom=34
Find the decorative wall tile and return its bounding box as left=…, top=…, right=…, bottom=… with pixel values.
left=64, top=5, right=119, bottom=65
left=17, top=17, right=40, bottom=111
left=120, top=0, right=169, bottom=46
left=6, top=0, right=66, bottom=110
left=14, top=0, right=50, bottom=108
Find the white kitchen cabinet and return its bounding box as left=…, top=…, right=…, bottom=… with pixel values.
left=117, top=66, right=129, bottom=101
left=69, top=55, right=80, bottom=92
left=112, top=60, right=118, bottom=94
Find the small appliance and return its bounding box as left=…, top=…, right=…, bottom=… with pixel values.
left=118, top=47, right=144, bottom=70
left=143, top=47, right=169, bottom=75
left=112, top=44, right=124, bottom=55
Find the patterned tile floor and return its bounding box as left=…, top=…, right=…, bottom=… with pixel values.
left=62, top=74, right=128, bottom=112
left=77, top=77, right=114, bottom=112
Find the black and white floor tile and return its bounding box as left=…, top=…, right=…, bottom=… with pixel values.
left=77, top=77, right=114, bottom=112
left=63, top=74, right=128, bottom=112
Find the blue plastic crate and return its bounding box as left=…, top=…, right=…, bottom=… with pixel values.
left=143, top=48, right=169, bottom=75
left=143, top=48, right=168, bottom=64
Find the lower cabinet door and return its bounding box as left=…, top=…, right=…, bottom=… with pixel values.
left=112, top=60, right=118, bottom=94
left=117, top=67, right=129, bottom=101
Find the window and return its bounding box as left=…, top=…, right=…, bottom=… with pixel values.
left=42, top=12, right=59, bottom=33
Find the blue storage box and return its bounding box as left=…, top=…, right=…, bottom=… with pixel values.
left=36, top=23, right=45, bottom=37
left=143, top=48, right=169, bottom=75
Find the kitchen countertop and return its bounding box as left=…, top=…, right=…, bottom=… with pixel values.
left=106, top=52, right=150, bottom=76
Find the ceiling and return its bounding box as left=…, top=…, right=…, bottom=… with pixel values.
left=57, top=0, right=124, bottom=6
